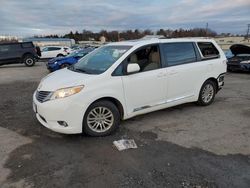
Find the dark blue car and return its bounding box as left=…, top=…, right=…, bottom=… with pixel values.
left=47, top=48, right=94, bottom=72
left=227, top=44, right=250, bottom=72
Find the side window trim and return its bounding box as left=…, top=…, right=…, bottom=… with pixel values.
left=193, top=42, right=202, bottom=61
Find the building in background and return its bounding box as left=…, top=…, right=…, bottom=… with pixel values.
left=22, top=38, right=75, bottom=47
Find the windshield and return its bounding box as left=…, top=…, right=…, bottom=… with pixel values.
left=67, top=51, right=79, bottom=57
left=70, top=45, right=131, bottom=74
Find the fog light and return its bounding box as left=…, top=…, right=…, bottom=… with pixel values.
left=57, top=121, right=68, bottom=127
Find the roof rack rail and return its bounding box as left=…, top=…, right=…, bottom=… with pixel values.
left=141, top=35, right=167, bottom=40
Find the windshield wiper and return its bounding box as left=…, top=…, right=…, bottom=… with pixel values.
left=68, top=66, right=89, bottom=74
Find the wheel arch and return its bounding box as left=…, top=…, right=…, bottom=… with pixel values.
left=57, top=53, right=64, bottom=57
left=59, top=61, right=69, bottom=66
left=203, top=77, right=219, bottom=93
left=87, top=97, right=125, bottom=120
left=22, top=52, right=33, bottom=60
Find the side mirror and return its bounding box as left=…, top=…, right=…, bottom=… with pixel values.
left=127, top=63, right=140, bottom=74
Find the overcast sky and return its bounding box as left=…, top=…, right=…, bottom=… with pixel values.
left=0, top=0, right=250, bottom=37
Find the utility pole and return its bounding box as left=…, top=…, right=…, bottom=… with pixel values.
left=246, top=24, right=250, bottom=40
left=205, top=23, right=208, bottom=37
left=117, top=31, right=120, bottom=42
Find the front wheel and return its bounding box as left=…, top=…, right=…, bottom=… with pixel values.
left=23, top=55, right=35, bottom=67
left=197, top=80, right=216, bottom=106
left=83, top=100, right=120, bottom=136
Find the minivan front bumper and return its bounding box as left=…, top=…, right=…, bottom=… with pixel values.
left=33, top=91, right=87, bottom=134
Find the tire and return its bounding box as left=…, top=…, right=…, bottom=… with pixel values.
left=83, top=100, right=120, bottom=136
left=23, top=55, right=35, bottom=67
left=57, top=54, right=64, bottom=57
left=197, top=80, right=217, bottom=106
left=60, top=63, right=70, bottom=69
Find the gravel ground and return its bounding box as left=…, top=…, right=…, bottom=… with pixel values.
left=0, top=62, right=250, bottom=188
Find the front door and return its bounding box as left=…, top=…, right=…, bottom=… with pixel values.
left=121, top=44, right=167, bottom=115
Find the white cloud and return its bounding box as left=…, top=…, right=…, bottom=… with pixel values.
left=0, top=0, right=249, bottom=36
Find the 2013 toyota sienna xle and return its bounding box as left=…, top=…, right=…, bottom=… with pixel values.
left=33, top=38, right=227, bottom=136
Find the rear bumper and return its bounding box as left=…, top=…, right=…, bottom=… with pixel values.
left=217, top=73, right=225, bottom=90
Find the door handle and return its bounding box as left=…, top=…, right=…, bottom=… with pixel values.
left=157, top=72, right=166, bottom=78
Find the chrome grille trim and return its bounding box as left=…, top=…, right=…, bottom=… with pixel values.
left=36, top=91, right=52, bottom=103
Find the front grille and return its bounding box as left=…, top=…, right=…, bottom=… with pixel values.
left=36, top=91, right=52, bottom=103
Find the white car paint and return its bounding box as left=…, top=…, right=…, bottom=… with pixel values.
left=33, top=38, right=227, bottom=134
left=40, top=46, right=71, bottom=59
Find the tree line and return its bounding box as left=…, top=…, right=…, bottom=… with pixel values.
left=39, top=28, right=246, bottom=42
left=37, top=28, right=218, bottom=42
left=0, top=28, right=246, bottom=43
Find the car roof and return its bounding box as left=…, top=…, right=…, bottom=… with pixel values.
left=106, top=38, right=216, bottom=47
left=43, top=46, right=71, bottom=49
left=0, top=42, right=33, bottom=46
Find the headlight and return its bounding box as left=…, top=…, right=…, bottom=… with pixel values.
left=240, top=60, right=250, bottom=64
left=50, top=85, right=84, bottom=100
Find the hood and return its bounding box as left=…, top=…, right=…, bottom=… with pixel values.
left=38, top=68, right=94, bottom=91
left=230, top=44, right=250, bottom=56
left=48, top=57, right=65, bottom=63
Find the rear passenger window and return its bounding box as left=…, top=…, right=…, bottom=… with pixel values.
left=21, top=43, right=33, bottom=48
left=48, top=47, right=61, bottom=51
left=9, top=44, right=21, bottom=50
left=162, top=42, right=196, bottom=66
left=197, top=42, right=219, bottom=59
left=0, top=45, right=10, bottom=52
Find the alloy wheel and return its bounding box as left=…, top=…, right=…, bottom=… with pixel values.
left=201, top=84, right=214, bottom=103
left=87, top=107, right=114, bottom=133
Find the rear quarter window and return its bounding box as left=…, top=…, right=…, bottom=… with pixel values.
left=0, top=44, right=20, bottom=51
left=197, top=42, right=219, bottom=59
left=162, top=42, right=197, bottom=66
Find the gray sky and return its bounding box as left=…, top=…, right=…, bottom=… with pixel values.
left=0, top=0, right=250, bottom=37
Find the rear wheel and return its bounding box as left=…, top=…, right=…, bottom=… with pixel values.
left=57, top=54, right=64, bottom=57
left=197, top=80, right=216, bottom=106
left=83, top=100, right=120, bottom=136
left=23, top=55, right=35, bottom=67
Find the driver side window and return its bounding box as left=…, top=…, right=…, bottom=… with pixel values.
left=127, top=45, right=161, bottom=73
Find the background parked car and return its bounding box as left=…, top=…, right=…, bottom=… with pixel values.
left=40, top=46, right=72, bottom=59
left=227, top=44, right=250, bottom=72
left=46, top=47, right=94, bottom=71
left=0, top=42, right=39, bottom=67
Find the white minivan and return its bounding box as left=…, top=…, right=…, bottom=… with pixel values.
left=33, top=38, right=227, bottom=136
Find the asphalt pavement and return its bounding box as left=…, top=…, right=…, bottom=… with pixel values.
left=0, top=62, right=249, bottom=188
